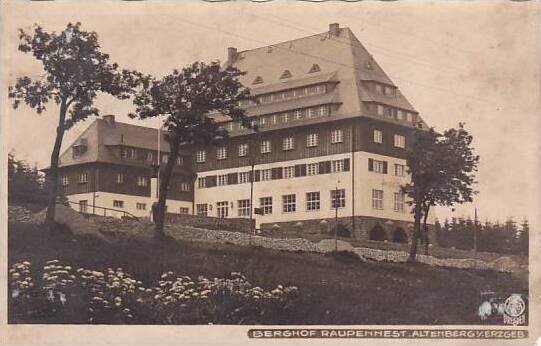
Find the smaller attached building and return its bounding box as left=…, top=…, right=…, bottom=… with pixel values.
left=53, top=115, right=194, bottom=218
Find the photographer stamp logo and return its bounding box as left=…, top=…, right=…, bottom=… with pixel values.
left=503, top=294, right=526, bottom=326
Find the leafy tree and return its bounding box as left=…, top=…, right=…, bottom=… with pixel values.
left=403, top=123, right=479, bottom=262
left=130, top=61, right=254, bottom=239
left=8, top=22, right=142, bottom=229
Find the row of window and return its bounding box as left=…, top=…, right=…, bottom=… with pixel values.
left=121, top=147, right=184, bottom=166
left=61, top=173, right=191, bottom=192
left=197, top=129, right=344, bottom=163
left=110, top=200, right=189, bottom=214
left=239, top=83, right=328, bottom=107
left=373, top=103, right=418, bottom=123
left=198, top=130, right=404, bottom=163
left=369, top=159, right=407, bottom=177
left=197, top=158, right=350, bottom=188
left=196, top=189, right=405, bottom=217
left=220, top=104, right=331, bottom=133
left=251, top=64, right=321, bottom=85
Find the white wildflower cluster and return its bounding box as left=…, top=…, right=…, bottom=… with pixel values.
left=9, top=261, right=33, bottom=299
left=9, top=259, right=300, bottom=324
left=77, top=267, right=143, bottom=322
left=42, top=260, right=76, bottom=305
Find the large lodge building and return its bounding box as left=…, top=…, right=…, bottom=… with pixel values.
left=56, top=23, right=434, bottom=243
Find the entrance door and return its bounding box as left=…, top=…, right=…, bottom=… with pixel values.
left=79, top=200, right=88, bottom=214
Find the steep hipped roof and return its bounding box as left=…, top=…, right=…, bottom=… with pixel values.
left=227, top=24, right=421, bottom=122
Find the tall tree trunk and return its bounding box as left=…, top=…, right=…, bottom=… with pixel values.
left=422, top=205, right=431, bottom=255
left=154, top=137, right=180, bottom=240
left=44, top=99, right=68, bottom=231
left=407, top=203, right=422, bottom=263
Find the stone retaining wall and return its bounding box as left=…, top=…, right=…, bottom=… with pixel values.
left=8, top=205, right=524, bottom=274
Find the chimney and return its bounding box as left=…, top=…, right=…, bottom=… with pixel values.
left=103, top=114, right=115, bottom=127
left=329, top=23, right=340, bottom=36
left=227, top=47, right=238, bottom=67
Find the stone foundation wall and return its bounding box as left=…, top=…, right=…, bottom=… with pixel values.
left=165, top=213, right=254, bottom=233
left=261, top=215, right=437, bottom=245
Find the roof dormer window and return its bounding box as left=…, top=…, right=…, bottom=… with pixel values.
left=280, top=70, right=292, bottom=79
left=308, top=64, right=321, bottom=73
left=252, top=76, right=264, bottom=85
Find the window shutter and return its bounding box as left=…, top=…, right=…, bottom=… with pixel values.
left=207, top=175, right=217, bottom=187
left=319, top=162, right=326, bottom=175
left=272, top=167, right=282, bottom=179
left=383, top=161, right=388, bottom=174
left=368, top=158, right=374, bottom=171
left=254, top=170, right=261, bottom=182
left=228, top=173, right=238, bottom=184
left=344, top=158, right=350, bottom=171
left=295, top=164, right=306, bottom=177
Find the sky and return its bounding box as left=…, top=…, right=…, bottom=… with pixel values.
left=1, top=0, right=540, bottom=228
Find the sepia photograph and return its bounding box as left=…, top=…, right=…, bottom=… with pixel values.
left=0, top=0, right=539, bottom=345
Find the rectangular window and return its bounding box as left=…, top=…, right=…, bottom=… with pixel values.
left=397, top=110, right=404, bottom=120
left=331, top=159, right=344, bottom=173
left=283, top=166, right=295, bottom=179
left=282, top=194, right=296, bottom=213
left=372, top=189, right=384, bottom=210
left=319, top=105, right=329, bottom=116
left=177, top=157, right=183, bottom=165
left=260, top=169, right=272, bottom=181
left=331, top=189, right=346, bottom=209
left=136, top=203, right=146, bottom=210
left=260, top=140, right=271, bottom=154
left=217, top=146, right=227, bottom=160
left=238, top=199, right=251, bottom=217
left=196, top=203, right=208, bottom=216
left=161, top=154, right=168, bottom=163
left=217, top=201, right=229, bottom=218
left=307, top=163, right=319, bottom=176
left=376, top=84, right=384, bottom=94
left=395, top=164, right=406, bottom=177
left=259, top=197, right=273, bottom=215
left=116, top=173, right=124, bottom=184
left=331, top=129, right=344, bottom=144
left=308, top=107, right=318, bottom=118
left=282, top=112, right=290, bottom=123
left=137, top=176, right=148, bottom=187
left=394, top=134, right=406, bottom=148
left=196, top=150, right=206, bottom=163
left=147, top=152, right=154, bottom=162
left=377, top=104, right=385, bottom=116
left=113, top=200, right=124, bottom=209
left=238, top=172, right=250, bottom=184
left=394, top=192, right=405, bottom=213
left=374, top=129, right=383, bottom=143
left=373, top=160, right=386, bottom=174
left=61, top=176, right=69, bottom=186
left=282, top=137, right=294, bottom=151
left=306, top=192, right=321, bottom=211
left=306, top=133, right=319, bottom=147
left=316, top=84, right=326, bottom=94
left=238, top=143, right=248, bottom=157
left=78, top=172, right=88, bottom=184
left=217, top=174, right=228, bottom=186
left=197, top=177, right=206, bottom=189
left=294, top=109, right=304, bottom=120
left=179, top=207, right=189, bottom=215
left=180, top=182, right=191, bottom=192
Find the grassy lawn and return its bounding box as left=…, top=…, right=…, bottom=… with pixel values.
left=9, top=221, right=527, bottom=325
